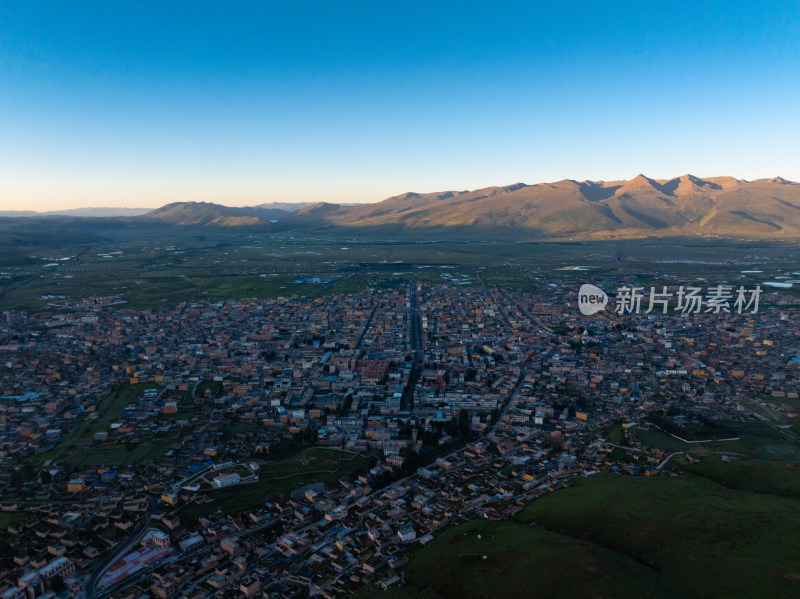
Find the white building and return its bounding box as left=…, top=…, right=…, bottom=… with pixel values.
left=179, top=533, right=204, bottom=552
left=396, top=526, right=416, bottom=543
left=213, top=472, right=241, bottom=488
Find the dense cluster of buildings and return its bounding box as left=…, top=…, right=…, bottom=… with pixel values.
left=0, top=278, right=797, bottom=597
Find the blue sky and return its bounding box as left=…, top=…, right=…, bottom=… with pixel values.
left=1, top=1, right=799, bottom=210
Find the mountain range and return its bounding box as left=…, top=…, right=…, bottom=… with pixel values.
left=136, top=175, right=800, bottom=239
left=4, top=175, right=799, bottom=240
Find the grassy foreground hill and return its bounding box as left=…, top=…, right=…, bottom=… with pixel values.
left=384, top=517, right=672, bottom=599
left=385, top=474, right=800, bottom=599
left=675, top=455, right=800, bottom=499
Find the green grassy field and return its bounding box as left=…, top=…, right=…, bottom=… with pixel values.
left=220, top=420, right=259, bottom=442
left=195, top=379, right=224, bottom=398
left=745, top=397, right=800, bottom=436
left=388, top=474, right=800, bottom=598
left=29, top=382, right=161, bottom=467
left=0, top=512, right=29, bottom=530
left=637, top=421, right=800, bottom=461
left=636, top=427, right=696, bottom=452
left=84, top=382, right=161, bottom=437
left=515, top=474, right=800, bottom=597
left=3, top=225, right=800, bottom=311
left=638, top=420, right=800, bottom=501
left=674, top=454, right=800, bottom=498
left=397, top=518, right=671, bottom=599
left=760, top=394, right=800, bottom=410
left=605, top=422, right=631, bottom=460
left=54, top=439, right=169, bottom=469
left=180, top=447, right=370, bottom=521
left=607, top=423, right=624, bottom=445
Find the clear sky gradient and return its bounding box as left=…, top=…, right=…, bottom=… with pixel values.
left=2, top=1, right=799, bottom=210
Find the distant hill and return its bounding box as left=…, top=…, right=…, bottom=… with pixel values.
left=272, top=202, right=343, bottom=230
left=0, top=210, right=39, bottom=217
left=0, top=207, right=153, bottom=217
left=48, top=207, right=154, bottom=217
left=140, top=201, right=283, bottom=226
left=253, top=202, right=318, bottom=212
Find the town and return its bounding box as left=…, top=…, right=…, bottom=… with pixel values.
left=0, top=278, right=797, bottom=598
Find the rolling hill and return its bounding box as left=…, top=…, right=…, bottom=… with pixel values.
left=253, top=201, right=318, bottom=212
left=386, top=474, right=800, bottom=599
left=140, top=201, right=284, bottom=226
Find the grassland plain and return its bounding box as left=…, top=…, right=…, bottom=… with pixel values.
left=386, top=474, right=800, bottom=599
left=3, top=224, right=800, bottom=311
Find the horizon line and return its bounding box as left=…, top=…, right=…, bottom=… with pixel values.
left=2, top=172, right=796, bottom=214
